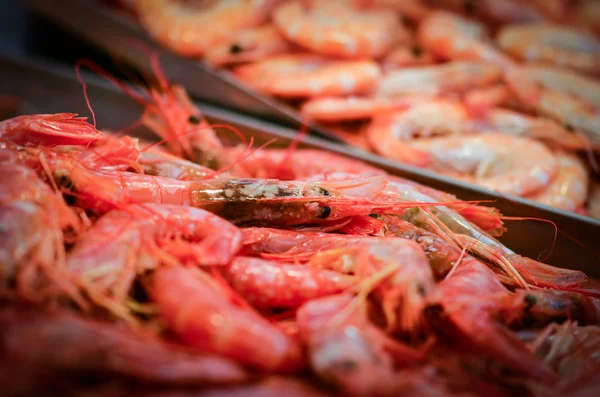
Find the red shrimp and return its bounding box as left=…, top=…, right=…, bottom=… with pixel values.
left=0, top=163, right=81, bottom=303
left=297, top=293, right=425, bottom=396
left=151, top=266, right=304, bottom=372
left=221, top=256, right=355, bottom=310
left=66, top=204, right=242, bottom=312
left=431, top=260, right=556, bottom=383
left=497, top=289, right=599, bottom=328
left=0, top=306, right=247, bottom=385
left=243, top=229, right=437, bottom=333
left=0, top=113, right=103, bottom=146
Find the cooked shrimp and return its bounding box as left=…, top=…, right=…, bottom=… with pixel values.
left=242, top=230, right=437, bottom=333
left=498, top=289, right=599, bottom=328
left=134, top=0, right=281, bottom=57
left=222, top=256, right=355, bottom=310
left=418, top=11, right=514, bottom=65
left=0, top=163, right=81, bottom=303
left=273, top=0, right=401, bottom=58
left=203, top=24, right=292, bottom=67
left=376, top=62, right=502, bottom=98
left=138, top=149, right=222, bottom=180
left=296, top=293, right=424, bottom=396
left=497, top=24, right=600, bottom=75
left=0, top=113, right=102, bottom=146
left=463, top=84, right=514, bottom=113
left=504, top=65, right=600, bottom=145
left=0, top=306, right=247, bottom=385
left=433, top=260, right=556, bottom=382
left=152, top=266, right=304, bottom=372
left=366, top=98, right=470, bottom=166
left=410, top=134, right=558, bottom=196
left=300, top=96, right=411, bottom=122
left=233, top=54, right=381, bottom=98
left=473, top=108, right=588, bottom=150
left=224, top=147, right=385, bottom=179
left=66, top=204, right=242, bottom=310
left=525, top=152, right=588, bottom=212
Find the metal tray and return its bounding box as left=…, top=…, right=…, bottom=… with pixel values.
left=1, top=52, right=599, bottom=276
left=18, top=0, right=342, bottom=141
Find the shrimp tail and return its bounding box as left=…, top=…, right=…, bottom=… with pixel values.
left=0, top=113, right=103, bottom=146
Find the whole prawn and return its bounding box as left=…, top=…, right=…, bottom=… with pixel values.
left=296, top=293, right=425, bottom=396
left=151, top=266, right=304, bottom=372
left=431, top=260, right=556, bottom=383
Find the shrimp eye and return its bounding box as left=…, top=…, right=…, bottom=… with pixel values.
left=188, top=115, right=201, bottom=125
left=229, top=43, right=243, bottom=54
left=316, top=187, right=330, bottom=196
left=564, top=123, right=575, bottom=132
left=411, top=46, right=423, bottom=57
left=319, top=206, right=332, bottom=219
left=524, top=294, right=537, bottom=307
left=463, top=0, right=476, bottom=13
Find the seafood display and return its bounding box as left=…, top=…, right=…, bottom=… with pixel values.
left=118, top=0, right=600, bottom=217
left=2, top=61, right=600, bottom=397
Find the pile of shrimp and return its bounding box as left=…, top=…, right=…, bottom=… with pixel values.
left=2, top=60, right=600, bottom=397
left=120, top=0, right=600, bottom=217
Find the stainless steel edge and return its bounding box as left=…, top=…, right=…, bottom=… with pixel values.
left=1, top=52, right=599, bottom=276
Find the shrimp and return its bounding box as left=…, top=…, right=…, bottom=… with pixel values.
left=0, top=113, right=102, bottom=146
left=133, top=0, right=281, bottom=57
left=151, top=266, right=304, bottom=372
left=497, top=289, right=599, bottom=329
left=431, top=260, right=556, bottom=383
left=233, top=54, right=381, bottom=98
left=296, top=293, right=424, bottom=396
left=525, top=152, right=588, bottom=212
left=463, top=84, right=514, bottom=113
left=504, top=65, right=600, bottom=145
left=366, top=98, right=470, bottom=166
left=66, top=204, right=242, bottom=311
left=300, top=96, right=411, bottom=122
left=0, top=163, right=81, bottom=303
left=243, top=230, right=437, bottom=333
left=203, top=24, right=292, bottom=67
left=497, top=24, right=600, bottom=75
left=138, top=149, right=222, bottom=180
left=379, top=216, right=489, bottom=279
left=526, top=321, right=600, bottom=396
left=375, top=62, right=502, bottom=98
left=410, top=134, right=558, bottom=197
left=272, top=0, right=401, bottom=58
left=0, top=306, right=247, bottom=385
left=473, top=108, right=588, bottom=150
left=221, top=256, right=355, bottom=310
left=417, top=11, right=514, bottom=65
left=224, top=147, right=385, bottom=179
left=48, top=152, right=413, bottom=223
